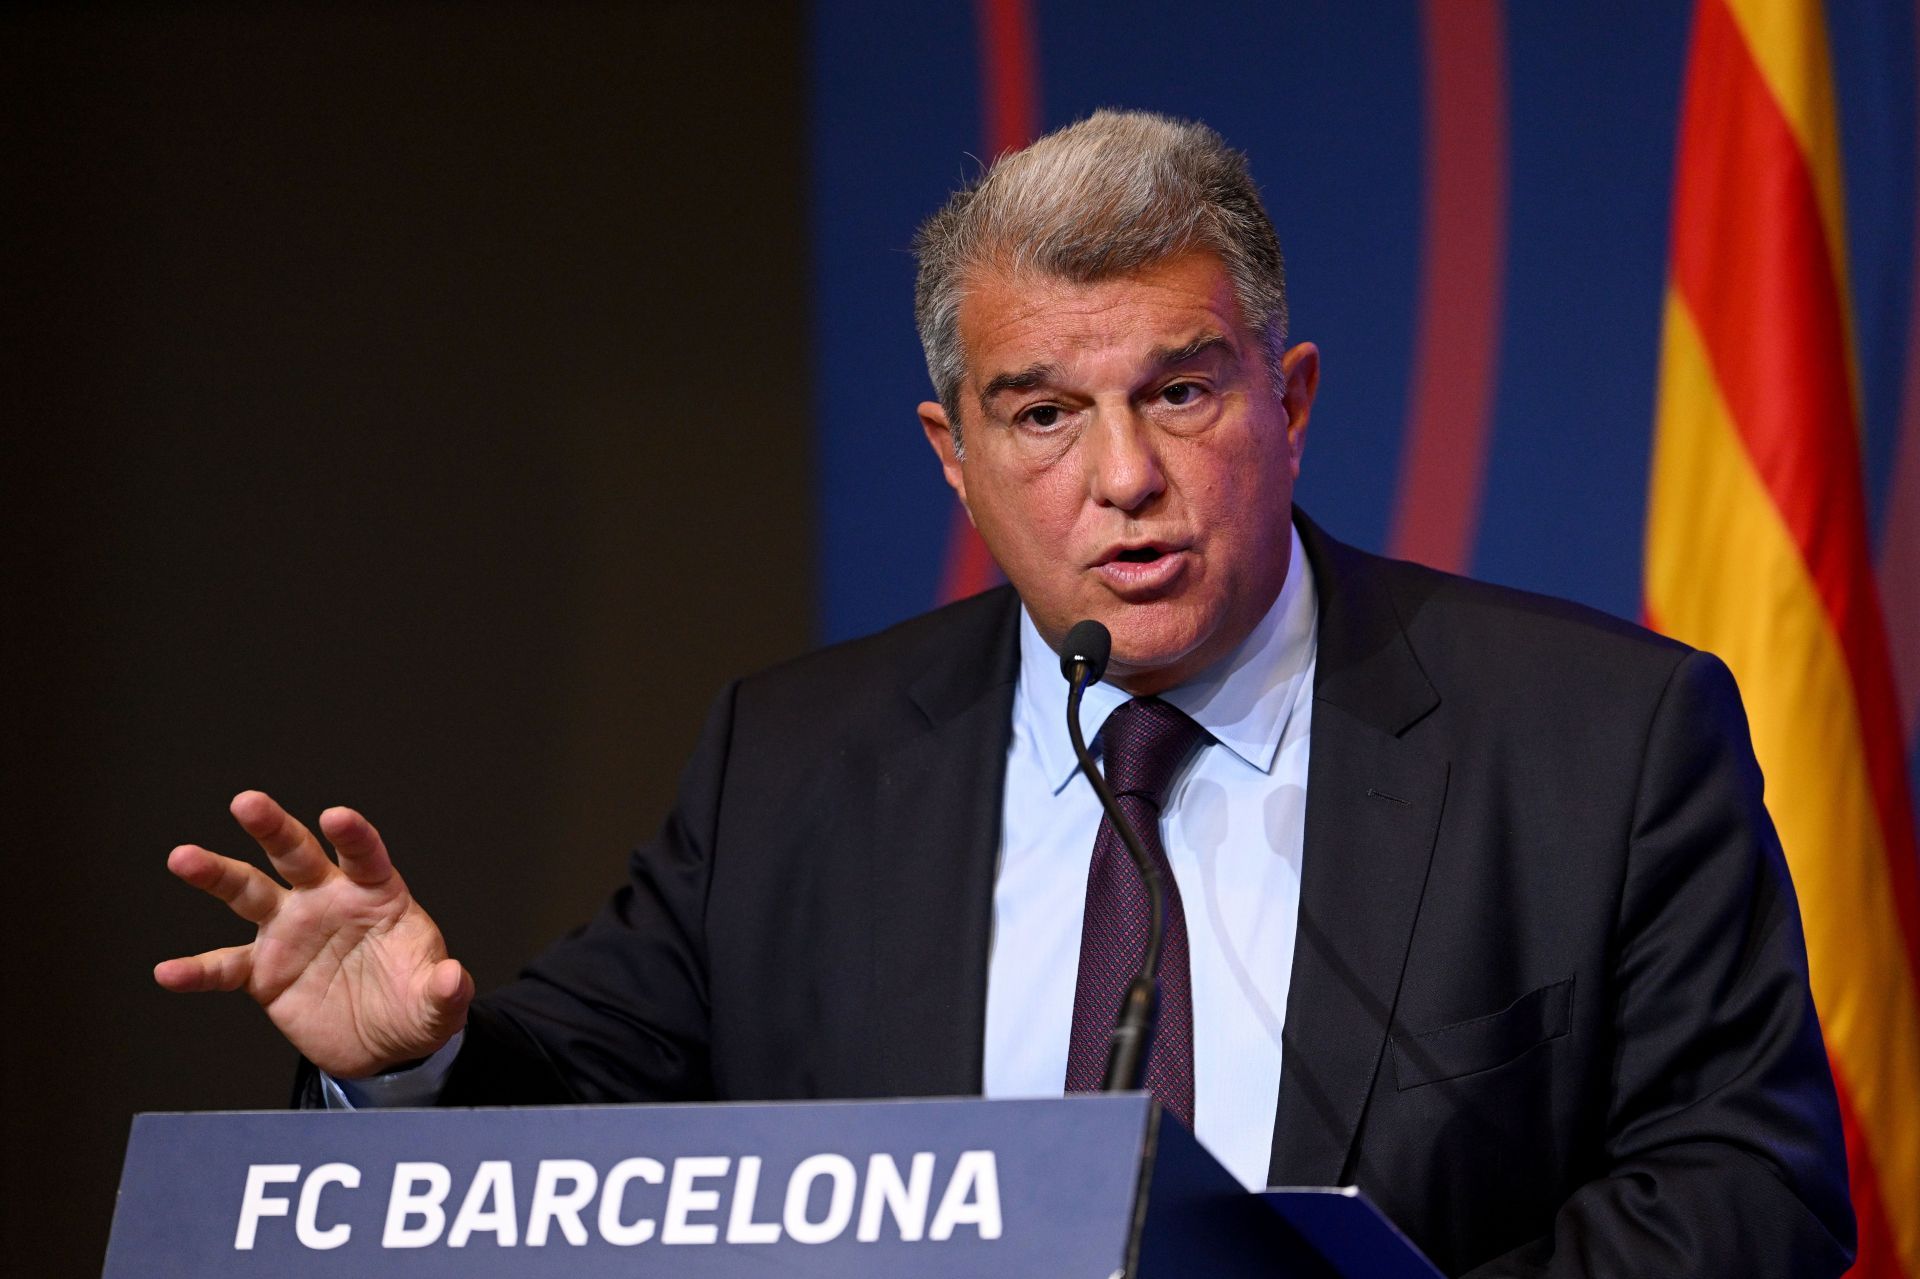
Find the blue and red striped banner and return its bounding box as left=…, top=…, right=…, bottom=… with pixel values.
left=809, top=17, right=1920, bottom=1260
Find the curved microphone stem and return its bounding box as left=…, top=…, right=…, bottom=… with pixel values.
left=1066, top=662, right=1165, bottom=1093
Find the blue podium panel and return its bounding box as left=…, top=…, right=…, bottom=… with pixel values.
left=1139, top=1115, right=1342, bottom=1278
left=1261, top=1187, right=1445, bottom=1279
left=104, top=1096, right=1155, bottom=1279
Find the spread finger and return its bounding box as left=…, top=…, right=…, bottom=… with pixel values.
left=169, top=845, right=285, bottom=924
left=230, top=790, right=335, bottom=888
left=319, top=806, right=396, bottom=887
left=153, top=944, right=253, bottom=993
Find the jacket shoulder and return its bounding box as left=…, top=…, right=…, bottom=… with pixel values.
left=1320, top=526, right=1697, bottom=691
left=1299, top=510, right=1688, bottom=670
left=1304, top=520, right=1702, bottom=723
left=1385, top=554, right=1687, bottom=668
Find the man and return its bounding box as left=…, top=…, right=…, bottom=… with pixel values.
left=157, top=111, right=1853, bottom=1275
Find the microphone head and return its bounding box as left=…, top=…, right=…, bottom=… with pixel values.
left=1060, top=619, right=1112, bottom=684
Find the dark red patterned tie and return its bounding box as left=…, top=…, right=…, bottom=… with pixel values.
left=1063, top=696, right=1209, bottom=1128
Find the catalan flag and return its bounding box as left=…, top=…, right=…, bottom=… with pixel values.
left=1645, top=1, right=1920, bottom=1273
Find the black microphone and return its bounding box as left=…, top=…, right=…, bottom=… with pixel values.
left=1058, top=618, right=1112, bottom=686
left=1058, top=619, right=1167, bottom=1095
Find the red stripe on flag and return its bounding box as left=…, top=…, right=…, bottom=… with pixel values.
left=1668, top=0, right=1920, bottom=994
left=1386, top=0, right=1509, bottom=573
left=1836, top=1062, right=1907, bottom=1279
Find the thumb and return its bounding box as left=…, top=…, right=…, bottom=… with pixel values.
left=420, top=957, right=475, bottom=1039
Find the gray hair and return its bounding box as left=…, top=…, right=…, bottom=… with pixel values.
left=913, top=109, right=1289, bottom=451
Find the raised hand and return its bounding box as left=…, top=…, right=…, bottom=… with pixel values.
left=154, top=791, right=474, bottom=1079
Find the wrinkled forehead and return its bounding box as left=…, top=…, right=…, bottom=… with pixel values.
left=953, top=251, right=1253, bottom=383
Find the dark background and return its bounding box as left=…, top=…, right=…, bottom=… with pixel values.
left=2, top=4, right=810, bottom=1272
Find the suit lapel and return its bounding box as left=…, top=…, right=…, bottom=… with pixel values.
left=851, top=524, right=1446, bottom=1167
left=867, top=590, right=1020, bottom=1098
left=1269, top=515, right=1449, bottom=1186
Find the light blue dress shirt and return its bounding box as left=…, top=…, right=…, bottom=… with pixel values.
left=983, top=525, right=1317, bottom=1190
left=331, top=528, right=1317, bottom=1195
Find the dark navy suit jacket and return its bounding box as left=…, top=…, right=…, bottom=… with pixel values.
left=303, top=512, right=1853, bottom=1276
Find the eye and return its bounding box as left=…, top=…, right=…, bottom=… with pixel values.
left=1162, top=381, right=1202, bottom=406
left=1019, top=404, right=1064, bottom=429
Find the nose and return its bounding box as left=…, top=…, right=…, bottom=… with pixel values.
left=1085, top=408, right=1165, bottom=514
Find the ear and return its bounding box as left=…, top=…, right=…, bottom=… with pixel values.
left=918, top=401, right=973, bottom=517
left=1277, top=342, right=1320, bottom=478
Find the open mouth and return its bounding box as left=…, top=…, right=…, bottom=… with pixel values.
left=1115, top=547, right=1165, bottom=564
left=1095, top=542, right=1188, bottom=596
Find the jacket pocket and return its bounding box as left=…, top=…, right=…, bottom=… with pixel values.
left=1390, top=977, right=1574, bottom=1090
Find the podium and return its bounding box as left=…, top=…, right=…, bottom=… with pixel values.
left=103, top=1095, right=1439, bottom=1277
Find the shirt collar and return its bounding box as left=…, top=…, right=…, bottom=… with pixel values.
left=1016, top=522, right=1319, bottom=793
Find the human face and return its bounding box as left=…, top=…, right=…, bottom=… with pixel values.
left=919, top=250, right=1319, bottom=695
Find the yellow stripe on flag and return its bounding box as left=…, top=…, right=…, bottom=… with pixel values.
left=1647, top=292, right=1920, bottom=1272
left=1717, top=0, right=1862, bottom=422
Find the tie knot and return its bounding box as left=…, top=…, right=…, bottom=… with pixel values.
left=1098, top=697, right=1209, bottom=806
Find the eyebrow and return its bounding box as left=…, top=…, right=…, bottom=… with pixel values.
left=973, top=333, right=1239, bottom=414
left=1148, top=332, right=1236, bottom=369
left=978, top=362, right=1061, bottom=413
